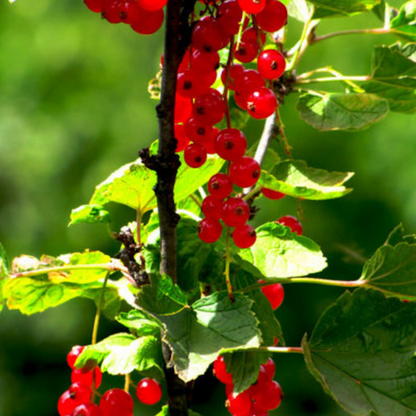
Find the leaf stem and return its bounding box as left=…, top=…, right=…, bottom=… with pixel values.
left=91, top=272, right=110, bottom=345
left=311, top=27, right=394, bottom=44
left=261, top=346, right=303, bottom=354
left=296, top=75, right=370, bottom=85
left=224, top=227, right=234, bottom=301
left=124, top=373, right=131, bottom=393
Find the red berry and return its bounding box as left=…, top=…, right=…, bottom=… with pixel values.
left=213, top=355, right=233, bottom=384
left=229, top=157, right=261, bottom=188
left=252, top=380, right=283, bottom=411
left=193, top=89, right=226, bottom=126
left=71, top=367, right=102, bottom=389
left=100, top=389, right=134, bottom=416
left=102, top=0, right=122, bottom=23
left=233, top=39, right=259, bottom=63
left=257, top=49, right=286, bottom=80
left=217, top=0, right=243, bottom=35
left=57, top=390, right=83, bottom=416
left=84, top=0, right=104, bottom=13
left=260, top=281, right=284, bottom=309
left=261, top=188, right=285, bottom=200
left=174, top=93, right=193, bottom=123
left=67, top=345, right=85, bottom=369
left=191, top=49, right=220, bottom=74
left=203, top=126, right=219, bottom=154
left=262, top=358, right=276, bottom=380
left=73, top=403, right=103, bottom=416
left=136, top=378, right=163, bottom=405
left=192, top=18, right=227, bottom=52
left=227, top=390, right=252, bottom=415
left=202, top=195, right=224, bottom=220
left=130, top=7, right=164, bottom=34
left=208, top=173, right=233, bottom=199
left=215, top=128, right=247, bottom=161
left=137, top=0, right=167, bottom=11
left=185, top=117, right=213, bottom=144
left=184, top=143, right=207, bottom=168
left=222, top=197, right=250, bottom=227
left=238, top=0, right=266, bottom=14
left=198, top=217, right=223, bottom=243
left=177, top=68, right=212, bottom=99
left=221, top=64, right=245, bottom=91
left=257, top=0, right=287, bottom=33
left=246, top=87, right=278, bottom=119
left=278, top=215, right=302, bottom=235
left=233, top=224, right=256, bottom=248
left=174, top=124, right=190, bottom=153
left=241, top=27, right=266, bottom=48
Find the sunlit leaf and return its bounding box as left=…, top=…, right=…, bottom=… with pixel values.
left=309, top=0, right=382, bottom=19
left=390, top=1, right=416, bottom=42
left=69, top=204, right=111, bottom=226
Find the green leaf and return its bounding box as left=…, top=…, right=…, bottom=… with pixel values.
left=384, top=224, right=416, bottom=246
left=287, top=0, right=314, bottom=22
left=76, top=333, right=163, bottom=377
left=308, top=0, right=382, bottom=19
left=156, top=405, right=204, bottom=416
left=296, top=92, right=389, bottom=131
left=0, top=242, right=9, bottom=278
left=363, top=43, right=416, bottom=113
left=390, top=1, right=416, bottom=42
left=136, top=273, right=188, bottom=316
left=90, top=153, right=224, bottom=215
left=217, top=94, right=250, bottom=131
left=303, top=288, right=416, bottom=416
left=238, top=222, right=327, bottom=278
left=361, top=242, right=416, bottom=299
left=158, top=291, right=261, bottom=382
left=69, top=204, right=111, bottom=226
left=258, top=160, right=354, bottom=200
left=116, top=309, right=163, bottom=337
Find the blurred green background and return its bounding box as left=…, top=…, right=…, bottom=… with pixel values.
left=0, top=0, right=414, bottom=415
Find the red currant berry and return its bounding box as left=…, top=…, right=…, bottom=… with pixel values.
left=118, top=0, right=140, bottom=24
left=100, top=389, right=134, bottom=416
left=221, top=64, right=245, bottom=91
left=130, top=7, right=164, bottom=34
left=241, top=27, right=266, bottom=48
left=277, top=215, right=303, bottom=235
left=185, top=117, right=213, bottom=145
left=257, top=0, right=287, bottom=32
left=137, top=0, right=167, bottom=11
left=222, top=197, right=250, bottom=227
left=198, top=217, right=223, bottom=243
left=69, top=382, right=92, bottom=403
left=230, top=157, right=261, bottom=188
left=227, top=390, right=252, bottom=415
left=233, top=39, right=259, bottom=63
left=174, top=124, right=190, bottom=153
left=184, top=143, right=207, bottom=168
left=202, top=195, right=223, bottom=220
left=174, top=93, right=193, bottom=123
left=260, top=281, right=284, bottom=309
left=261, top=188, right=285, bottom=200
left=252, top=380, right=283, bottom=411
left=136, top=378, right=163, bottom=405
left=84, top=0, right=104, bottom=13
left=213, top=355, right=233, bottom=384
left=238, top=0, right=266, bottom=14
left=262, top=358, right=276, bottom=380
left=203, top=126, right=219, bottom=154
left=208, top=173, right=233, bottom=199
left=192, top=18, right=227, bottom=52
left=233, top=224, right=256, bottom=248
left=58, top=390, right=83, bottom=416
left=102, top=0, right=122, bottom=23
left=67, top=345, right=85, bottom=369
left=193, top=89, right=226, bottom=126
left=177, top=68, right=212, bottom=99
left=217, top=0, right=243, bottom=35
left=246, top=87, right=278, bottom=119
left=191, top=49, right=220, bottom=74
left=73, top=403, right=103, bottom=416
left=214, top=128, right=247, bottom=161
left=71, top=367, right=102, bottom=389
left=257, top=49, right=286, bottom=80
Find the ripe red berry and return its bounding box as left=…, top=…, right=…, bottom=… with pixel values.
left=229, top=157, right=261, bottom=188
left=241, top=27, right=266, bottom=48
left=184, top=143, right=207, bottom=168
left=177, top=68, right=213, bottom=98
left=192, top=18, right=227, bottom=52
left=261, top=188, right=285, bottom=200
left=217, top=0, right=243, bottom=35
left=193, top=89, right=226, bottom=126
left=257, top=49, right=286, bottom=80
left=102, top=0, right=122, bottom=23
left=213, top=355, right=233, bottom=384
left=202, top=195, right=224, bottom=220
left=130, top=7, right=164, bottom=35
left=58, top=390, right=83, bottom=416
left=71, top=367, right=102, bottom=389
left=198, top=217, right=223, bottom=243
left=238, top=0, right=266, bottom=14
left=67, top=345, right=85, bottom=369
left=208, top=173, right=233, bottom=199
left=233, top=39, right=259, bottom=63
left=174, top=124, right=190, bottom=152
left=73, top=403, right=103, bottom=416
left=277, top=215, right=303, bottom=235
left=222, top=197, right=250, bottom=227
left=257, top=0, right=287, bottom=33
left=84, top=0, right=104, bottom=13
left=185, top=117, right=213, bottom=144
left=191, top=49, right=220, bottom=74
left=233, top=224, right=256, bottom=248
left=100, top=389, right=134, bottom=416
left=260, top=281, right=284, bottom=309
left=251, top=380, right=283, bottom=411
left=227, top=390, right=252, bottom=415
left=137, top=0, right=167, bottom=11
left=136, top=378, right=163, bottom=405
left=214, top=128, right=247, bottom=161
left=246, top=87, right=278, bottom=119
left=174, top=93, right=193, bottom=123
left=221, top=64, right=244, bottom=91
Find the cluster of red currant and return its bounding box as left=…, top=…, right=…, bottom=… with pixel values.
left=83, top=0, right=166, bottom=35
left=168, top=0, right=288, bottom=248
left=58, top=345, right=162, bottom=416
left=214, top=355, right=283, bottom=416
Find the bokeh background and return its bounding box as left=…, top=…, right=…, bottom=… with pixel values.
left=0, top=0, right=414, bottom=415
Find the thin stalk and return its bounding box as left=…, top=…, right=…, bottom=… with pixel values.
left=189, top=193, right=203, bottom=208
left=275, top=107, right=292, bottom=156
left=124, top=374, right=131, bottom=393
left=224, top=226, right=234, bottom=301
left=296, top=75, right=370, bottom=85
left=259, top=346, right=303, bottom=354
left=91, top=272, right=110, bottom=345
left=311, top=27, right=393, bottom=44
left=136, top=209, right=142, bottom=246
left=223, top=36, right=235, bottom=130
left=253, top=112, right=277, bottom=167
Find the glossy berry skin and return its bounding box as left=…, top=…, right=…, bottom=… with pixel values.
left=230, top=157, right=261, bottom=188
left=246, top=87, right=278, bottom=119
left=260, top=280, right=284, bottom=309
left=262, top=357, right=276, bottom=380
left=184, top=143, right=207, bottom=168
left=191, top=49, right=220, bottom=74
left=177, top=68, right=213, bottom=98
left=278, top=215, right=303, bottom=235
left=100, top=389, right=134, bottom=416
left=217, top=0, right=243, bottom=35
left=221, top=64, right=244, bottom=91
left=84, top=0, right=103, bottom=13
left=191, top=18, right=226, bottom=52
left=215, top=128, right=247, bottom=161
left=202, top=195, right=223, bottom=220
left=67, top=345, right=85, bottom=369
left=136, top=378, right=163, bottom=405
left=213, top=355, right=233, bottom=384
left=174, top=93, right=193, bottom=124
left=233, top=39, right=259, bottom=63
left=174, top=124, right=190, bottom=152
left=137, top=0, right=167, bottom=11
left=71, top=367, right=102, bottom=389
left=257, top=49, right=286, bottom=80
left=227, top=390, right=252, bottom=415
left=233, top=224, right=256, bottom=248
left=261, top=188, right=285, bottom=200
left=185, top=117, right=213, bottom=144
left=130, top=7, right=164, bottom=35
left=193, top=89, right=226, bottom=126
left=198, top=217, right=223, bottom=243
left=73, top=403, right=103, bottom=416
left=257, top=0, right=288, bottom=33
left=222, top=197, right=250, bottom=227
left=57, top=390, right=83, bottom=416
left=238, top=0, right=266, bottom=14
left=208, top=173, right=233, bottom=199
left=251, top=380, right=283, bottom=411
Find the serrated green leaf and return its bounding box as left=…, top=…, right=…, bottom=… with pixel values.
left=69, top=204, right=111, bottom=226
left=238, top=222, right=327, bottom=278
left=258, top=160, right=353, bottom=200
left=287, top=0, right=314, bottom=22
left=361, top=242, right=416, bottom=299
left=76, top=333, right=163, bottom=377
left=303, top=288, right=416, bottom=416
left=136, top=273, right=188, bottom=316
left=309, top=0, right=381, bottom=19
left=90, top=153, right=224, bottom=215
left=158, top=291, right=261, bottom=382
left=116, top=309, right=163, bottom=336
left=389, top=1, right=416, bottom=42
left=384, top=224, right=416, bottom=246
left=297, top=92, right=389, bottom=131
left=363, top=44, right=416, bottom=113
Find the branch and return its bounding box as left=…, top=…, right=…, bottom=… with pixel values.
left=311, top=27, right=393, bottom=44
